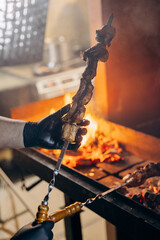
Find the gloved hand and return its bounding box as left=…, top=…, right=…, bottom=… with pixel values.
left=10, top=221, right=54, bottom=240
left=23, top=104, right=89, bottom=149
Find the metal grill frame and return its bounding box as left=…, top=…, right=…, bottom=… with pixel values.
left=13, top=148, right=160, bottom=240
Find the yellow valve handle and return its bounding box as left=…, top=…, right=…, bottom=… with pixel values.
left=35, top=202, right=82, bottom=224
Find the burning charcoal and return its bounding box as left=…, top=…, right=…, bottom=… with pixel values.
left=132, top=194, right=144, bottom=204
left=91, top=137, right=99, bottom=147
left=40, top=148, right=57, bottom=159
left=143, top=191, right=160, bottom=210
left=102, top=149, right=124, bottom=163
left=101, top=143, right=111, bottom=153
left=75, top=158, right=93, bottom=167
left=103, top=148, right=120, bottom=155
left=125, top=176, right=160, bottom=214
left=39, top=118, right=125, bottom=169
left=66, top=149, right=83, bottom=156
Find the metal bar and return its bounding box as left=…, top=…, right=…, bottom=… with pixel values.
left=24, top=179, right=42, bottom=191
left=0, top=168, right=35, bottom=217
left=55, top=140, right=69, bottom=173
left=101, top=182, right=128, bottom=197
left=81, top=182, right=128, bottom=207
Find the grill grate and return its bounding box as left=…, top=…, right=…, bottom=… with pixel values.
left=0, top=0, right=49, bottom=66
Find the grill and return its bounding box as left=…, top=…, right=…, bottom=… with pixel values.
left=11, top=96, right=160, bottom=240
left=13, top=148, right=160, bottom=240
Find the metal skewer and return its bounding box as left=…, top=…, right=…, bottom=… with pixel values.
left=35, top=13, right=116, bottom=223
left=47, top=182, right=129, bottom=223
left=42, top=140, right=69, bottom=206
left=81, top=182, right=128, bottom=207
left=36, top=178, right=130, bottom=224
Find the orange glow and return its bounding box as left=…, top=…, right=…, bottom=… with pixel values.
left=149, top=186, right=152, bottom=190
left=50, top=108, right=56, bottom=114
left=95, top=62, right=108, bottom=115
left=81, top=113, right=98, bottom=146
left=38, top=93, right=123, bottom=168
left=64, top=93, right=72, bottom=105
left=153, top=186, right=158, bottom=193
left=89, top=172, right=95, bottom=177
left=141, top=192, right=145, bottom=199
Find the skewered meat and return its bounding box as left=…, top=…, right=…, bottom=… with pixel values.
left=123, top=162, right=160, bottom=187
left=62, top=14, right=116, bottom=143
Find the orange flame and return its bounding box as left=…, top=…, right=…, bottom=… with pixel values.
left=153, top=186, right=158, bottom=193
left=50, top=108, right=56, bottom=114
left=63, top=93, right=98, bottom=147
left=81, top=113, right=98, bottom=146
left=64, top=93, right=72, bottom=105
left=40, top=93, right=124, bottom=168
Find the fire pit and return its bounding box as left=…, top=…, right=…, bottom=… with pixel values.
left=11, top=95, right=160, bottom=240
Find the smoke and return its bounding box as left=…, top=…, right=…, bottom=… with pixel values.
left=117, top=0, right=160, bottom=58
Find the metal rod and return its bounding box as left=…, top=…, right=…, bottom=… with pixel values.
left=0, top=168, right=35, bottom=217
left=82, top=182, right=128, bottom=207
left=55, top=140, right=69, bottom=173
left=47, top=182, right=128, bottom=224
left=107, top=13, right=114, bottom=26
left=101, top=182, right=128, bottom=197
left=42, top=140, right=69, bottom=205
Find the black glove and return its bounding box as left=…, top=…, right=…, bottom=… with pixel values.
left=23, top=104, right=89, bottom=150
left=11, top=221, right=54, bottom=240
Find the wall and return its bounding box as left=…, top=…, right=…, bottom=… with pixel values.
left=88, top=0, right=160, bottom=136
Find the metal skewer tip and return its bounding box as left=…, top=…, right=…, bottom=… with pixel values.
left=107, top=13, right=114, bottom=26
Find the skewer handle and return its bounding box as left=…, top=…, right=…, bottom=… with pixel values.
left=35, top=202, right=82, bottom=224
left=49, top=202, right=82, bottom=223
left=35, top=204, right=49, bottom=224
left=35, top=182, right=129, bottom=224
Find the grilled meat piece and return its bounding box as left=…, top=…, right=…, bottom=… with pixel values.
left=61, top=14, right=116, bottom=143
left=123, top=162, right=160, bottom=187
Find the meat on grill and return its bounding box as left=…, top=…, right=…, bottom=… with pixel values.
left=61, top=14, right=116, bottom=143
left=123, top=162, right=160, bottom=187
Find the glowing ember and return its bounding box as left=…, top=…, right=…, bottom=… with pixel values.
left=142, top=191, right=145, bottom=199
left=153, top=186, right=159, bottom=193
left=125, top=176, right=160, bottom=213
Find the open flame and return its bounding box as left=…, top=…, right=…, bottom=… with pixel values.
left=50, top=93, right=98, bottom=147
left=50, top=108, right=56, bottom=114
left=81, top=113, right=98, bottom=146
left=149, top=186, right=159, bottom=193
left=64, top=93, right=72, bottom=105
left=40, top=93, right=124, bottom=168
